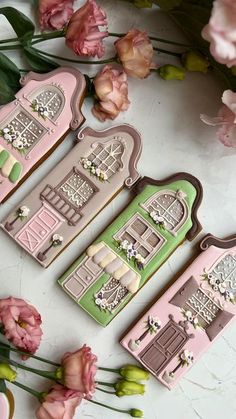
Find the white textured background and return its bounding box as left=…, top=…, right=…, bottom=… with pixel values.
left=0, top=1, right=236, bottom=418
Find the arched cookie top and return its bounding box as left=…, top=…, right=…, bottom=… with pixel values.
left=200, top=234, right=236, bottom=251
left=77, top=124, right=142, bottom=188
left=133, top=172, right=203, bottom=241
left=20, top=67, right=86, bottom=130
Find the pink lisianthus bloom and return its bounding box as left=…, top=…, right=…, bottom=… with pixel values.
left=200, top=90, right=236, bottom=147
left=61, top=345, right=97, bottom=399
left=92, top=65, right=130, bottom=121
left=115, top=29, right=154, bottom=78
left=65, top=0, right=108, bottom=58
left=201, top=0, right=236, bottom=67
left=0, top=297, right=43, bottom=356
left=36, top=384, right=83, bottom=419
left=38, top=0, right=74, bottom=30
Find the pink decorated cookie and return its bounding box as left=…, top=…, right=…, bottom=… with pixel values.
left=120, top=234, right=236, bottom=389
left=0, top=391, right=14, bottom=419
left=0, top=67, right=86, bottom=203
left=1, top=125, right=142, bottom=267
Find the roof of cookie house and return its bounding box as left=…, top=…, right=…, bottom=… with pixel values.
left=19, top=67, right=86, bottom=130
left=200, top=234, right=236, bottom=250
left=133, top=172, right=203, bottom=241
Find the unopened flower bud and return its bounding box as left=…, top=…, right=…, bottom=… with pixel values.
left=182, top=51, right=209, bottom=73
left=134, top=0, right=152, bottom=7
left=158, top=65, right=185, bottom=80
left=119, top=365, right=149, bottom=381
left=231, top=66, right=236, bottom=76
left=0, top=363, right=16, bottom=382
left=130, top=409, right=144, bottom=417
left=115, top=380, right=145, bottom=397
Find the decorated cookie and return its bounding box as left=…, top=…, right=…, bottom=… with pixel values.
left=120, top=234, right=236, bottom=389
left=0, top=67, right=86, bottom=203
left=0, top=390, right=15, bottom=419
left=58, top=173, right=203, bottom=326
left=1, top=125, right=142, bottom=267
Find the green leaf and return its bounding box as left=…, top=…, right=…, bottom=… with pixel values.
left=0, top=7, right=35, bottom=44
left=23, top=47, right=60, bottom=72
left=0, top=342, right=10, bottom=360
left=0, top=379, right=6, bottom=393
left=153, top=0, right=183, bottom=11
left=0, top=53, right=20, bottom=91
left=0, top=78, right=16, bottom=105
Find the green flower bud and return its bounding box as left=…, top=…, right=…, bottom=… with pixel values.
left=130, top=409, right=144, bottom=417
left=134, top=0, right=152, bottom=7
left=182, top=51, right=209, bottom=73
left=158, top=65, right=185, bottom=81
left=119, top=365, right=149, bottom=382
left=0, top=363, right=16, bottom=382
left=115, top=380, right=145, bottom=397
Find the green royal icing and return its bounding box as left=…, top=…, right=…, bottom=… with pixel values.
left=59, top=180, right=197, bottom=326
left=9, top=162, right=22, bottom=183
left=0, top=150, right=9, bottom=168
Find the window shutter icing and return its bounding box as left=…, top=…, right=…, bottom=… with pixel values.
left=205, top=310, right=234, bottom=341
left=169, top=276, right=199, bottom=308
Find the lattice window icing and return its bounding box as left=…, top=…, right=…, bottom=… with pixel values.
left=114, top=214, right=165, bottom=264
left=87, top=141, right=124, bottom=179
left=142, top=190, right=188, bottom=233
left=183, top=288, right=221, bottom=329
left=59, top=172, right=95, bottom=209
left=1, top=108, right=46, bottom=153
left=95, top=277, right=129, bottom=312
left=209, top=254, right=236, bottom=297
left=32, top=87, right=65, bottom=121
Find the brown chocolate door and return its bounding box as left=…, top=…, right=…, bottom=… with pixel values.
left=139, top=319, right=189, bottom=376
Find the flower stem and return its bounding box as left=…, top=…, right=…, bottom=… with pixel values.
left=88, top=399, right=134, bottom=415
left=31, top=47, right=118, bottom=65
left=0, top=344, right=60, bottom=367
left=98, top=367, right=119, bottom=373
left=108, top=32, right=192, bottom=47
left=96, top=381, right=115, bottom=388
left=31, top=30, right=65, bottom=46
left=0, top=355, right=57, bottom=381
left=96, top=387, right=116, bottom=395
left=154, top=47, right=182, bottom=57
left=7, top=379, right=43, bottom=401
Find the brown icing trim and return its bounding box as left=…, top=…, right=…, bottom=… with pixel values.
left=200, top=234, right=236, bottom=251
left=77, top=124, right=142, bottom=187
left=133, top=172, right=203, bottom=241
left=20, top=66, right=86, bottom=130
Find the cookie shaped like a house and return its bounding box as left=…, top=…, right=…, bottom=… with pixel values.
left=0, top=67, right=86, bottom=202
left=1, top=125, right=142, bottom=267
left=58, top=173, right=203, bottom=326
left=120, top=234, right=236, bottom=389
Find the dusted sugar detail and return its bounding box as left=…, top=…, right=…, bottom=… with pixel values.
left=58, top=173, right=203, bottom=326
left=120, top=234, right=236, bottom=389
left=0, top=67, right=86, bottom=202
left=1, top=125, right=142, bottom=267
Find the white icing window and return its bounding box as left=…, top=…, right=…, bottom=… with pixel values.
left=141, top=189, right=188, bottom=234
left=183, top=288, right=221, bottom=329
left=58, top=171, right=95, bottom=209
left=0, top=107, right=46, bottom=153
left=87, top=141, right=124, bottom=179
left=114, top=214, right=165, bottom=264
left=31, top=85, right=65, bottom=121
left=209, top=254, right=236, bottom=297
left=95, top=277, right=129, bottom=312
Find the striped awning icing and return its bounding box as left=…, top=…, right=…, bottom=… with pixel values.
left=87, top=242, right=140, bottom=293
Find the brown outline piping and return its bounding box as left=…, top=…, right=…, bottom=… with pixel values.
left=200, top=234, right=236, bottom=251
left=133, top=172, right=203, bottom=241
left=77, top=124, right=142, bottom=188
left=20, top=66, right=86, bottom=130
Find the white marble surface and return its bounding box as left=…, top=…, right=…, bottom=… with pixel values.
left=0, top=1, right=236, bottom=418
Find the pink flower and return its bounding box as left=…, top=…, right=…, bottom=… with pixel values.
left=65, top=0, right=108, bottom=58
left=61, top=345, right=97, bottom=399
left=115, top=29, right=154, bottom=78
left=201, top=0, right=236, bottom=67
left=200, top=90, right=236, bottom=147
left=38, top=0, right=74, bottom=30
left=92, top=65, right=130, bottom=121
left=36, top=384, right=82, bottom=419
left=0, top=297, right=43, bottom=356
